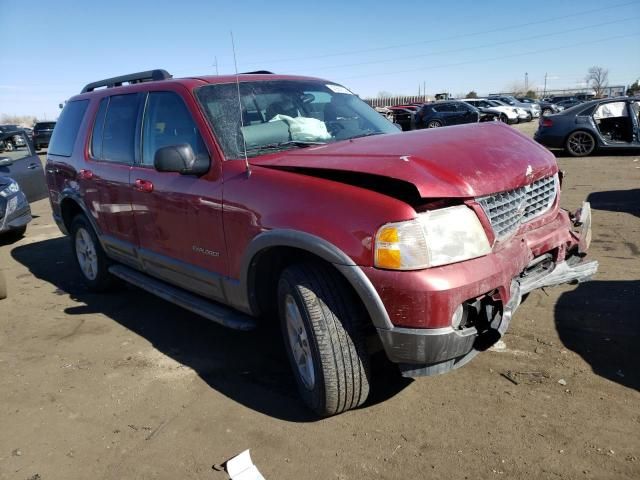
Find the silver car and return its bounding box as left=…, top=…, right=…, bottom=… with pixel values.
left=488, top=95, right=540, bottom=120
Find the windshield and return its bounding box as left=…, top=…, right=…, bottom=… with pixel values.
left=195, top=80, right=398, bottom=159
left=488, top=100, right=506, bottom=107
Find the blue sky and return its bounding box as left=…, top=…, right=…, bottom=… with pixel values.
left=1, top=0, right=639, bottom=119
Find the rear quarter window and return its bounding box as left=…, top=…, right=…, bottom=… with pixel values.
left=48, top=101, right=89, bottom=157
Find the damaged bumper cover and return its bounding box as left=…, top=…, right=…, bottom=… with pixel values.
left=372, top=203, right=598, bottom=377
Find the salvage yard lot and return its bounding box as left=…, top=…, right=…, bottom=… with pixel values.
left=1, top=122, right=639, bottom=480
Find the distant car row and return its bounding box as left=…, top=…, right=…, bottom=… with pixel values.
left=382, top=95, right=551, bottom=131
left=0, top=122, right=56, bottom=153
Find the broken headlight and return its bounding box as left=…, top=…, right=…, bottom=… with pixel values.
left=0, top=180, right=20, bottom=198
left=374, top=205, right=491, bottom=270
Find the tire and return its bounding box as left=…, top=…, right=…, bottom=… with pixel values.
left=499, top=114, right=508, bottom=123
left=278, top=262, right=371, bottom=416
left=565, top=131, right=596, bottom=157
left=70, top=214, right=114, bottom=291
left=426, top=120, right=442, bottom=128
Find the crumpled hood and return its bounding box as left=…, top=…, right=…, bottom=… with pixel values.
left=251, top=122, right=558, bottom=198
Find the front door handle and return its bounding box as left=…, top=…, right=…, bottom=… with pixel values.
left=27, top=163, right=39, bottom=170
left=134, top=179, right=154, bottom=193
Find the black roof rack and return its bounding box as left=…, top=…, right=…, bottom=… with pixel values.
left=81, top=69, right=172, bottom=93
left=240, top=70, right=274, bottom=75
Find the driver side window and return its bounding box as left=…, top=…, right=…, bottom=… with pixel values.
left=141, top=92, right=208, bottom=167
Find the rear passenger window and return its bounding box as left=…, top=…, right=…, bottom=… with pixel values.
left=91, top=98, right=108, bottom=159
left=101, top=94, right=139, bottom=163
left=48, top=100, right=89, bottom=157
left=141, top=91, right=208, bottom=167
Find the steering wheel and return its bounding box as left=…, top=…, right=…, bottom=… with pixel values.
left=325, top=121, right=345, bottom=136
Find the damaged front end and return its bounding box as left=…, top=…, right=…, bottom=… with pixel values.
left=373, top=202, right=598, bottom=378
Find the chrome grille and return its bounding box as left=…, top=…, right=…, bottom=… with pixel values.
left=477, top=175, right=558, bottom=240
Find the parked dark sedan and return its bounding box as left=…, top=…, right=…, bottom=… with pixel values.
left=0, top=126, right=27, bottom=151
left=386, top=105, right=420, bottom=131
left=414, top=100, right=481, bottom=128
left=32, top=121, right=56, bottom=151
left=0, top=175, right=32, bottom=237
left=534, top=96, right=640, bottom=156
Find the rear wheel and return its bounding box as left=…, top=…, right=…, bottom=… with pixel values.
left=70, top=214, right=114, bottom=291
left=278, top=262, right=370, bottom=416
left=565, top=131, right=596, bottom=157
left=426, top=120, right=442, bottom=128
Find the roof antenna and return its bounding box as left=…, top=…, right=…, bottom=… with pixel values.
left=231, top=31, right=251, bottom=178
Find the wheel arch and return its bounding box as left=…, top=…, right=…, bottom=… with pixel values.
left=235, top=229, right=393, bottom=330
left=59, top=191, right=101, bottom=238
left=564, top=128, right=600, bottom=153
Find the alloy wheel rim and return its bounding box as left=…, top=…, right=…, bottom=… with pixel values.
left=285, top=294, right=315, bottom=390
left=75, top=227, right=98, bottom=281
left=568, top=132, right=594, bottom=155
left=427, top=121, right=440, bottom=128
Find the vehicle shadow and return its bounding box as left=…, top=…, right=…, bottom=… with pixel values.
left=11, top=237, right=411, bottom=422
left=587, top=189, right=640, bottom=218
left=555, top=280, right=640, bottom=392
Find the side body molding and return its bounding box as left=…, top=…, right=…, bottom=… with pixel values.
left=223, top=229, right=394, bottom=330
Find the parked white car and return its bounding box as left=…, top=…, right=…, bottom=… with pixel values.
left=487, top=99, right=530, bottom=122
left=462, top=99, right=520, bottom=124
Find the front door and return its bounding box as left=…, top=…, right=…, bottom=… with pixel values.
left=129, top=89, right=227, bottom=301
left=0, top=131, right=48, bottom=202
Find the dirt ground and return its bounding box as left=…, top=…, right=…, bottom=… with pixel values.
left=1, top=122, right=639, bottom=480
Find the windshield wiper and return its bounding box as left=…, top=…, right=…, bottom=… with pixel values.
left=348, top=131, right=383, bottom=140
left=245, top=140, right=327, bottom=155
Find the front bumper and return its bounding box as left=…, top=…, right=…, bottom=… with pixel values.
left=372, top=203, right=598, bottom=376
left=0, top=192, right=32, bottom=233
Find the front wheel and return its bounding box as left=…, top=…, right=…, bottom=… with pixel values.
left=565, top=131, right=596, bottom=157
left=426, top=120, right=442, bottom=128
left=278, top=263, right=370, bottom=416
left=70, top=214, right=114, bottom=291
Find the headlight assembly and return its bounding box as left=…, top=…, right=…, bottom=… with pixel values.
left=0, top=180, right=20, bottom=198
left=374, top=206, right=491, bottom=270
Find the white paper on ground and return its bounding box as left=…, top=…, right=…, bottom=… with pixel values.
left=226, top=449, right=266, bottom=480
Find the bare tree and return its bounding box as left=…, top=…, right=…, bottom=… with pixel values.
left=585, top=66, right=609, bottom=97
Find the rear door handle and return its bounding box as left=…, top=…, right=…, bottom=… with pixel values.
left=27, top=163, right=39, bottom=169
left=134, top=179, right=154, bottom=193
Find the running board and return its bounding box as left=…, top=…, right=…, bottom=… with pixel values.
left=108, top=265, right=257, bottom=331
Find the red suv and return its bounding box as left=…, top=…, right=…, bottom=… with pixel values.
left=46, top=70, right=598, bottom=416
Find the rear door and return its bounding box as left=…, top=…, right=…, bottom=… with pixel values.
left=129, top=89, right=227, bottom=301
left=81, top=93, right=141, bottom=263
left=0, top=131, right=48, bottom=202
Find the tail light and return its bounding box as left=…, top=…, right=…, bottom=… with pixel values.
left=540, top=117, right=553, bottom=128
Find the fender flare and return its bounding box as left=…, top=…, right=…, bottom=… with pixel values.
left=232, top=229, right=394, bottom=330
left=57, top=189, right=102, bottom=239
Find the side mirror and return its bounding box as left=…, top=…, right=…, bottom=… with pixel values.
left=154, top=144, right=210, bottom=176
left=0, top=157, right=13, bottom=167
